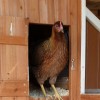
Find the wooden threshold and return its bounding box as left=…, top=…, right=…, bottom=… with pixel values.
left=81, top=94, right=100, bottom=100
left=0, top=36, right=28, bottom=45
left=29, top=96, right=69, bottom=100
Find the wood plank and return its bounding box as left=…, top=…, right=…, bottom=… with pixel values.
left=0, top=0, right=27, bottom=17
left=0, top=16, right=3, bottom=35
left=0, top=0, right=3, bottom=15
left=86, top=21, right=99, bottom=89
left=0, top=45, right=1, bottom=80
left=77, top=0, right=81, bottom=99
left=67, top=0, right=70, bottom=25
left=54, top=0, right=59, bottom=22
left=16, top=45, right=28, bottom=80
left=2, top=0, right=10, bottom=16
left=16, top=0, right=25, bottom=17
left=24, top=0, right=29, bottom=18
left=0, top=45, right=28, bottom=80
left=58, top=0, right=67, bottom=24
left=17, top=97, right=29, bottom=100
left=0, top=81, right=29, bottom=96
left=98, top=32, right=100, bottom=88
left=29, top=0, right=70, bottom=25
left=1, top=97, right=16, bottom=100
left=54, top=0, right=70, bottom=25
left=29, top=96, right=69, bottom=100
left=87, top=0, right=100, bottom=3
left=39, top=0, right=48, bottom=23
left=0, top=97, right=29, bottom=100
left=81, top=94, right=100, bottom=100
left=0, top=36, right=27, bottom=45
left=0, top=16, right=28, bottom=37
left=47, top=0, right=54, bottom=24
left=15, top=17, right=28, bottom=37
left=8, top=0, right=15, bottom=16
left=29, top=0, right=39, bottom=23
left=69, top=0, right=79, bottom=99
left=3, top=16, right=15, bottom=36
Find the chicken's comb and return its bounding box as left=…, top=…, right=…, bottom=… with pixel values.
left=54, top=21, right=62, bottom=26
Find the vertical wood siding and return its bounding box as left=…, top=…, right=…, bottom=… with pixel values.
left=0, top=45, right=28, bottom=80
left=0, top=16, right=28, bottom=96
left=0, top=0, right=28, bottom=18
left=29, top=0, right=70, bottom=25
left=86, top=21, right=100, bottom=90
left=86, top=11, right=100, bottom=90
left=0, top=16, right=28, bottom=37
left=0, top=0, right=82, bottom=99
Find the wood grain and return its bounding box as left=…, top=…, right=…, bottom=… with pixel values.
left=47, top=0, right=54, bottom=24
left=69, top=0, right=80, bottom=99
left=0, top=45, right=1, bottom=80
left=77, top=0, right=81, bottom=99
left=0, top=97, right=29, bottom=100
left=29, top=0, right=70, bottom=25
left=1, top=97, right=16, bottom=100
left=29, top=0, right=39, bottom=23
left=98, top=32, right=100, bottom=88
left=29, top=96, right=69, bottom=100
left=17, top=97, right=29, bottom=100
left=0, top=45, right=28, bottom=80
left=86, top=21, right=99, bottom=89
left=0, top=0, right=27, bottom=17
left=81, top=94, right=100, bottom=100
left=0, top=16, right=28, bottom=45
left=39, top=0, right=48, bottom=23
left=0, top=36, right=27, bottom=45
left=0, top=16, right=28, bottom=37
left=54, top=0, right=59, bottom=22
left=0, top=81, right=29, bottom=96
left=58, top=0, right=67, bottom=24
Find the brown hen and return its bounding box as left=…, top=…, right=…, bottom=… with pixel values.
left=32, top=21, right=68, bottom=100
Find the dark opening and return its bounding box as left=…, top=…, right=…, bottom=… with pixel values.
left=28, top=23, right=69, bottom=98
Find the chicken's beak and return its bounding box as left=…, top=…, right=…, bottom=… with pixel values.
left=60, top=21, right=64, bottom=33
left=61, top=29, right=64, bottom=33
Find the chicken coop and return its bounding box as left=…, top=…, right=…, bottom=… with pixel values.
left=0, top=0, right=100, bottom=100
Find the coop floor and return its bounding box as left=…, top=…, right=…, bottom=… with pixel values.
left=30, top=87, right=69, bottom=98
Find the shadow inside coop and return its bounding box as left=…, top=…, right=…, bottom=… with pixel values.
left=28, top=23, right=69, bottom=98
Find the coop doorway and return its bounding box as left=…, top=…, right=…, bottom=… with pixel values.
left=28, top=23, right=69, bottom=98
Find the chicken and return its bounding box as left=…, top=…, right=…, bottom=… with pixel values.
left=31, top=21, right=68, bottom=100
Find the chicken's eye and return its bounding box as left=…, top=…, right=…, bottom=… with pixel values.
left=55, top=24, right=59, bottom=27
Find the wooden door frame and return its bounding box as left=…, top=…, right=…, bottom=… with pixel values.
left=80, top=0, right=100, bottom=100
left=28, top=0, right=81, bottom=99
left=69, top=0, right=81, bottom=100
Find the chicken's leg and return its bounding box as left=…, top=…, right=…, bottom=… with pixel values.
left=51, top=84, right=63, bottom=100
left=40, top=84, right=46, bottom=97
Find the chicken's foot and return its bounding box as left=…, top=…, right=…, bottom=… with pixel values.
left=51, top=84, right=63, bottom=100
left=40, top=84, right=47, bottom=97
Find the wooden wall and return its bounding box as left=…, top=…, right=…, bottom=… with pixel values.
left=0, top=97, right=29, bottom=100
left=0, top=0, right=29, bottom=97
left=0, top=0, right=70, bottom=25
left=0, top=0, right=82, bottom=100
left=0, top=16, right=29, bottom=97
left=86, top=10, right=100, bottom=90
left=0, top=0, right=28, bottom=18
left=29, top=0, right=70, bottom=25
